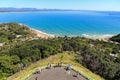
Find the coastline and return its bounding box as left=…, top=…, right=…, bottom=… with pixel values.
left=19, top=23, right=55, bottom=39
left=29, top=27, right=114, bottom=40
left=31, top=28, right=114, bottom=41
left=20, top=23, right=115, bottom=40
left=30, top=28, right=55, bottom=39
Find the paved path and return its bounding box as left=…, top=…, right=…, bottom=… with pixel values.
left=29, top=67, right=86, bottom=80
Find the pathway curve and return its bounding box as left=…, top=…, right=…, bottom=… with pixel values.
left=29, top=67, right=86, bottom=80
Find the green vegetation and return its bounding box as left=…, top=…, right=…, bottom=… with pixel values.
left=8, top=52, right=104, bottom=80
left=0, top=23, right=120, bottom=80
left=110, top=34, right=120, bottom=43
left=0, top=22, right=34, bottom=43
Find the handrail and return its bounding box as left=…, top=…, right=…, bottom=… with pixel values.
left=22, top=63, right=92, bottom=80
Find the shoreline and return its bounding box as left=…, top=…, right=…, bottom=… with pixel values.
left=19, top=23, right=55, bottom=39
left=20, top=23, right=115, bottom=40
left=31, top=28, right=114, bottom=41
left=30, top=28, right=55, bottom=39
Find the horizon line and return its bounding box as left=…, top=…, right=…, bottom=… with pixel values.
left=0, top=7, right=120, bottom=12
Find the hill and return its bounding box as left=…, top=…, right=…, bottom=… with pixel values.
left=0, top=22, right=35, bottom=42
left=0, top=8, right=40, bottom=12
left=0, top=23, right=120, bottom=80
left=0, top=7, right=73, bottom=12
left=8, top=52, right=104, bottom=80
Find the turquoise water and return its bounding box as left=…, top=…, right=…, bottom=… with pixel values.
left=0, top=11, right=120, bottom=37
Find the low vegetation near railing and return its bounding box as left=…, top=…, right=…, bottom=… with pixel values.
left=8, top=53, right=104, bottom=80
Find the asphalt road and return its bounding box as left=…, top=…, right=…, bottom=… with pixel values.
left=29, top=67, right=86, bottom=80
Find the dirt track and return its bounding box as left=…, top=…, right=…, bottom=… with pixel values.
left=29, top=67, right=86, bottom=80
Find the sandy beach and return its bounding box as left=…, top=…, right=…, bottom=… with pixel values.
left=31, top=29, right=55, bottom=39
left=31, top=29, right=113, bottom=41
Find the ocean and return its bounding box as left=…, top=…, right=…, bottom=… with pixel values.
left=0, top=11, right=120, bottom=38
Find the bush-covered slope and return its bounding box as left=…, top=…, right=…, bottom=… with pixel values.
left=0, top=23, right=120, bottom=80
left=0, top=23, right=30, bottom=42
left=110, top=34, right=120, bottom=43
left=8, top=52, right=104, bottom=80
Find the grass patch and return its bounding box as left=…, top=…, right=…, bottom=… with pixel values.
left=8, top=52, right=104, bottom=80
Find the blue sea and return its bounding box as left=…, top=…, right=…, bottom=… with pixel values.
left=0, top=11, right=120, bottom=38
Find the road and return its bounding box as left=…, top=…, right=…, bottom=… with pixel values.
left=29, top=67, right=86, bottom=80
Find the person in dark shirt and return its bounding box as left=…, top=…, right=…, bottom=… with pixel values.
left=35, top=77, right=38, bottom=80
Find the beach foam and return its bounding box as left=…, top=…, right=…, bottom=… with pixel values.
left=82, top=33, right=114, bottom=39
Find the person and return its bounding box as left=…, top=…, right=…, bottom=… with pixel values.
left=35, top=77, right=38, bottom=80
left=47, top=63, right=50, bottom=69
left=59, top=62, right=62, bottom=67
left=47, top=63, right=52, bottom=69
left=39, top=69, right=42, bottom=74
left=75, top=73, right=79, bottom=77
left=34, top=69, right=41, bottom=74
left=50, top=63, right=52, bottom=68
left=66, top=64, right=71, bottom=70
left=66, top=64, right=71, bottom=74
left=58, top=62, right=60, bottom=67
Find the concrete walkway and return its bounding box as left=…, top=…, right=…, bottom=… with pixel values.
left=29, top=67, right=86, bottom=80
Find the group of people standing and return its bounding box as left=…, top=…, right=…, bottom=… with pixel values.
left=47, top=62, right=62, bottom=68
left=34, top=63, right=79, bottom=80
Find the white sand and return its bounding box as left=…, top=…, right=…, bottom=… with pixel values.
left=31, top=28, right=55, bottom=39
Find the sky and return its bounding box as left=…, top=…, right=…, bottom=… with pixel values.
left=0, top=0, right=120, bottom=11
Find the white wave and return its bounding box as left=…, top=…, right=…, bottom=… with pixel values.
left=82, top=33, right=114, bottom=39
